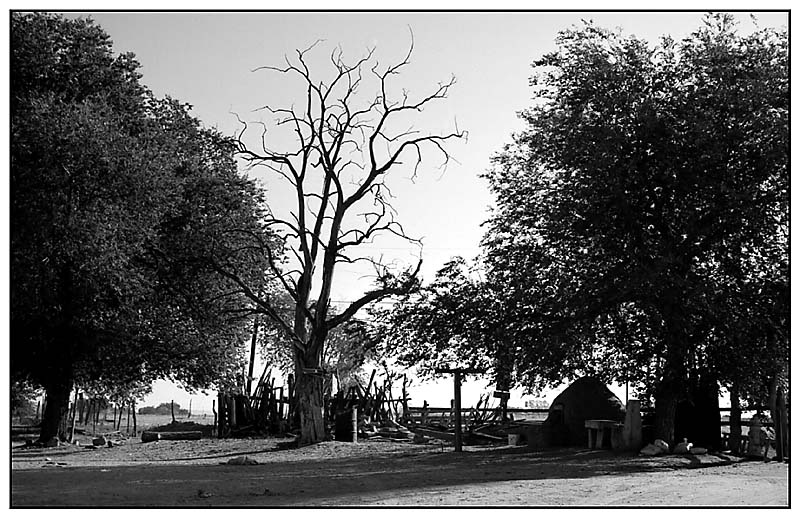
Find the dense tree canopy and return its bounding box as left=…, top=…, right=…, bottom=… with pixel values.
left=384, top=14, right=788, bottom=445
left=11, top=13, right=272, bottom=442
left=489, top=14, right=788, bottom=442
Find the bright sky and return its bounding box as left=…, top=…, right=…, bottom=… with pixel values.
left=49, top=9, right=789, bottom=411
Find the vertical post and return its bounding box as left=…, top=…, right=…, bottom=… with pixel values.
left=454, top=371, right=462, bottom=452
left=229, top=395, right=237, bottom=428
left=68, top=390, right=78, bottom=443
left=132, top=402, right=137, bottom=436
left=212, top=399, right=218, bottom=437
left=351, top=406, right=358, bottom=444
left=401, top=374, right=409, bottom=424
left=216, top=394, right=225, bottom=438
left=171, top=400, right=176, bottom=424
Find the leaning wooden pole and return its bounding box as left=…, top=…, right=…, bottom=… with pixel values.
left=247, top=317, right=259, bottom=397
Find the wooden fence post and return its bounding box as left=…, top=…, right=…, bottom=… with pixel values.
left=229, top=395, right=237, bottom=429
left=435, top=367, right=484, bottom=452
left=352, top=406, right=358, bottom=443
left=212, top=399, right=218, bottom=437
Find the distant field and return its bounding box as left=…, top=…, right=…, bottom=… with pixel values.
left=134, top=413, right=215, bottom=430
left=58, top=412, right=216, bottom=437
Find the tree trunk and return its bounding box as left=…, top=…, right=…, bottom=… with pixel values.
left=676, top=373, right=721, bottom=450
left=77, top=393, right=85, bottom=424
left=294, top=335, right=326, bottom=445
left=729, top=382, right=742, bottom=454
left=775, top=386, right=788, bottom=461
left=295, top=370, right=325, bottom=445
left=38, top=376, right=73, bottom=444
left=493, top=342, right=513, bottom=421
left=68, top=390, right=78, bottom=443
left=654, top=379, right=679, bottom=447
left=654, top=295, right=690, bottom=449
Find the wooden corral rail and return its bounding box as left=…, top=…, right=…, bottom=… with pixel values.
left=404, top=406, right=549, bottom=428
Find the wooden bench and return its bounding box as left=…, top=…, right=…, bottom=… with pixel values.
left=585, top=419, right=618, bottom=449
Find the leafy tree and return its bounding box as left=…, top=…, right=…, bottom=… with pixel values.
left=480, top=14, right=787, bottom=444
left=223, top=38, right=464, bottom=444
left=381, top=259, right=503, bottom=374
left=380, top=257, right=516, bottom=416
left=383, top=15, right=787, bottom=447
left=322, top=318, right=382, bottom=393
left=11, top=13, right=270, bottom=443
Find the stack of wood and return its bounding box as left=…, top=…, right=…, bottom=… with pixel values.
left=216, top=370, right=290, bottom=438
left=403, top=394, right=532, bottom=445
left=327, top=369, right=414, bottom=442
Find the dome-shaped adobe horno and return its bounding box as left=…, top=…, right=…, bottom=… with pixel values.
left=543, top=376, right=626, bottom=447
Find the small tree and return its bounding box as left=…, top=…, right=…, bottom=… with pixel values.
left=224, top=37, right=464, bottom=444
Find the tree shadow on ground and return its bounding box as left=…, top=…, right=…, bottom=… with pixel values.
left=12, top=444, right=763, bottom=507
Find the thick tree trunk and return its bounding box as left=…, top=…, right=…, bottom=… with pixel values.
left=654, top=379, right=679, bottom=447
left=691, top=374, right=721, bottom=450
left=729, top=382, right=742, bottom=454
left=676, top=373, right=721, bottom=450
left=293, top=329, right=327, bottom=445
left=654, top=294, right=690, bottom=449
left=38, top=376, right=73, bottom=444
left=295, top=370, right=325, bottom=445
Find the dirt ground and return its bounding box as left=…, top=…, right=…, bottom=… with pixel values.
left=11, top=434, right=789, bottom=507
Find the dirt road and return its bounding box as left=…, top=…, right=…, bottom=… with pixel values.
left=11, top=438, right=789, bottom=507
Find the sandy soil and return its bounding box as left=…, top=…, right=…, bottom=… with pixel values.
left=11, top=436, right=789, bottom=507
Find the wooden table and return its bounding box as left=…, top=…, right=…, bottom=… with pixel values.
left=585, top=419, right=618, bottom=449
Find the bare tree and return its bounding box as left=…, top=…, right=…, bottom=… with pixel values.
left=225, top=36, right=464, bottom=444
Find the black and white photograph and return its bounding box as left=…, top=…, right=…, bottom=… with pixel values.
left=7, top=5, right=790, bottom=508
